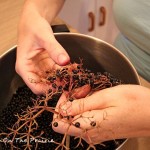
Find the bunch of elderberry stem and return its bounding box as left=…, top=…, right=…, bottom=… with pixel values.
left=0, top=62, right=123, bottom=150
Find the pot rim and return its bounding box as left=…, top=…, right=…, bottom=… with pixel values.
left=0, top=45, right=17, bottom=58
left=0, top=33, right=141, bottom=85
left=56, top=32, right=140, bottom=85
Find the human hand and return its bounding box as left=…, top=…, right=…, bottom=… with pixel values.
left=53, top=85, right=150, bottom=145
left=16, top=0, right=69, bottom=94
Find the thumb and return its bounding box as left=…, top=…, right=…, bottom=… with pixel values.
left=42, top=28, right=70, bottom=66
left=60, top=88, right=114, bottom=116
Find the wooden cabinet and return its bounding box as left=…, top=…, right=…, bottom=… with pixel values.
left=58, top=0, right=119, bottom=44
left=59, top=0, right=95, bottom=36
left=95, top=0, right=119, bottom=44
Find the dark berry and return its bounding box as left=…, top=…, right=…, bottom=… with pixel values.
left=53, top=122, right=58, bottom=127
left=63, top=83, right=69, bottom=91
left=48, top=76, right=52, bottom=81
left=58, top=86, right=63, bottom=92
left=45, top=70, right=51, bottom=74
left=72, top=69, right=78, bottom=74
left=52, top=76, right=56, bottom=80
left=90, top=79, right=94, bottom=86
left=75, top=122, right=80, bottom=128
left=90, top=121, right=96, bottom=127
left=63, top=116, right=70, bottom=120
left=69, top=97, right=74, bottom=102
left=87, top=74, right=92, bottom=78
left=64, top=74, right=70, bottom=81
left=56, top=70, right=61, bottom=77
left=48, top=89, right=52, bottom=94
left=52, top=83, right=57, bottom=88
left=85, top=69, right=91, bottom=73
left=77, top=65, right=81, bottom=69
left=72, top=74, right=79, bottom=80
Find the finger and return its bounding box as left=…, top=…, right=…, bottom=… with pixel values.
left=71, top=84, right=91, bottom=99
left=41, top=28, right=70, bottom=66
left=17, top=40, right=60, bottom=70
left=53, top=110, right=92, bottom=137
left=52, top=117, right=82, bottom=137
left=59, top=87, right=116, bottom=116
left=16, top=47, right=61, bottom=94
left=55, top=85, right=91, bottom=116
left=30, top=51, right=61, bottom=74
left=52, top=109, right=106, bottom=141
left=54, top=93, right=69, bottom=116
left=19, top=71, right=49, bottom=94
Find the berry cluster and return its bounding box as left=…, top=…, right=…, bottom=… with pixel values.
left=0, top=61, right=125, bottom=150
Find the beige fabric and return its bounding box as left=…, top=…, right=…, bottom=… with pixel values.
left=139, top=77, right=150, bottom=88
left=120, top=77, right=150, bottom=150
left=120, top=138, right=150, bottom=150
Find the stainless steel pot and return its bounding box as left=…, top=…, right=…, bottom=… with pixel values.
left=0, top=33, right=140, bottom=149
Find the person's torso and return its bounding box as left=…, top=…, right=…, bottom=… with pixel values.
left=113, top=0, right=150, bottom=54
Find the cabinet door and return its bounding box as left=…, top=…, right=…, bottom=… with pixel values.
left=95, top=0, right=119, bottom=44
left=58, top=0, right=96, bottom=36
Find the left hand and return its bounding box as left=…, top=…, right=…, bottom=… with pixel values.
left=16, top=1, right=70, bottom=94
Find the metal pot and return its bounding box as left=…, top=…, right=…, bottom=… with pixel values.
left=0, top=33, right=140, bottom=149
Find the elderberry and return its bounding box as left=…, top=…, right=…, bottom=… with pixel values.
left=52, top=76, right=56, bottom=80
left=75, top=122, right=80, bottom=128
left=52, top=83, right=57, bottom=88
left=63, top=83, right=69, bottom=91
left=72, top=69, right=79, bottom=74
left=48, top=89, right=52, bottom=94
left=64, top=74, right=70, bottom=81
left=90, top=121, right=96, bottom=127
left=48, top=76, right=54, bottom=83
left=53, top=122, right=58, bottom=127
left=77, top=65, right=81, bottom=69
left=72, top=74, right=79, bottom=80
left=58, top=86, right=63, bottom=92
left=62, top=70, right=68, bottom=75
left=63, top=116, right=70, bottom=120
left=69, top=97, right=74, bottom=102
left=85, top=69, right=91, bottom=73
left=87, top=74, right=92, bottom=78
left=56, top=70, right=61, bottom=77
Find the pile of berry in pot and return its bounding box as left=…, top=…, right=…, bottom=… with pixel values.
left=0, top=60, right=125, bottom=150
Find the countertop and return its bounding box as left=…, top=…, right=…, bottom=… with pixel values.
left=0, top=0, right=77, bottom=56
left=0, top=0, right=23, bottom=55
left=0, top=0, right=150, bottom=150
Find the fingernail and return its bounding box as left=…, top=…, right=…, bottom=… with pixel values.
left=57, top=53, right=70, bottom=65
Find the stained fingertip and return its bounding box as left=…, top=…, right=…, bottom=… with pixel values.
left=72, top=84, right=91, bottom=99
left=57, top=53, right=70, bottom=65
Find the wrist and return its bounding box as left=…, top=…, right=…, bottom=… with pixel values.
left=22, top=0, right=65, bottom=23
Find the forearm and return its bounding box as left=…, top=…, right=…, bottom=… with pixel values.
left=21, top=0, right=65, bottom=23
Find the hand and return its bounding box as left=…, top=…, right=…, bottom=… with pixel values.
left=16, top=0, right=69, bottom=94
left=53, top=85, right=150, bottom=145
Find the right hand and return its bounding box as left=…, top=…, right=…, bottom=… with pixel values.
left=53, top=85, right=150, bottom=144
left=16, top=0, right=70, bottom=94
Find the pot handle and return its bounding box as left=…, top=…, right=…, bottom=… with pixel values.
left=51, top=24, right=70, bottom=33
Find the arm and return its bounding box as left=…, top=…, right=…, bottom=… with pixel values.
left=20, top=0, right=65, bottom=23
left=53, top=85, right=150, bottom=144
left=16, top=0, right=70, bottom=94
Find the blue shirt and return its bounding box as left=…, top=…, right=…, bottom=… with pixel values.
left=113, top=0, right=150, bottom=81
